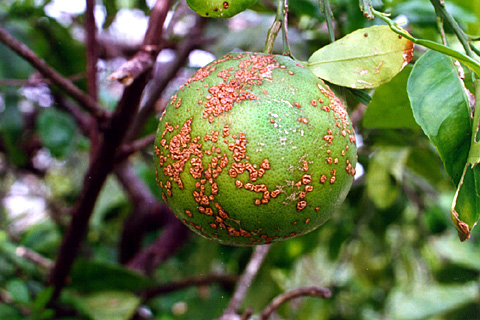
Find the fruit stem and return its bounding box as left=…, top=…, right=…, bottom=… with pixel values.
left=430, top=0, right=474, bottom=59
left=264, top=0, right=291, bottom=56
left=319, top=0, right=335, bottom=43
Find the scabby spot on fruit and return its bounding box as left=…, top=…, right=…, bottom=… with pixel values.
left=154, top=52, right=357, bottom=246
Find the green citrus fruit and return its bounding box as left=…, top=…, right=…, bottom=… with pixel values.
left=186, top=0, right=257, bottom=18
left=154, top=52, right=357, bottom=246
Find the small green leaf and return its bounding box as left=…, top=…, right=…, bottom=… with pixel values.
left=366, top=147, right=409, bottom=209
left=36, top=108, right=76, bottom=158
left=363, top=66, right=418, bottom=129
left=306, top=25, right=414, bottom=89
left=70, top=259, right=152, bottom=292
left=387, top=282, right=479, bottom=320
left=6, top=279, right=31, bottom=305
left=407, top=50, right=471, bottom=186
left=451, top=161, right=480, bottom=241
left=66, top=290, right=141, bottom=320
left=187, top=0, right=257, bottom=18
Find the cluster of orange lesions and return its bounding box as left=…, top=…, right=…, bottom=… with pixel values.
left=193, top=54, right=280, bottom=123
left=203, top=81, right=257, bottom=123
left=225, top=129, right=273, bottom=206
left=272, top=165, right=315, bottom=213
left=155, top=118, right=204, bottom=198
left=315, top=84, right=357, bottom=183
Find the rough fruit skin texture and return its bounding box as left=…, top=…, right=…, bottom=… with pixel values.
left=154, top=52, right=357, bottom=246
left=187, top=0, right=257, bottom=18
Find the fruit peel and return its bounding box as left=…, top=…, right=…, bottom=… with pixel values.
left=154, top=52, right=357, bottom=245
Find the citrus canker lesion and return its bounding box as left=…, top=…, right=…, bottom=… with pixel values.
left=186, top=0, right=257, bottom=18
left=154, top=52, right=357, bottom=246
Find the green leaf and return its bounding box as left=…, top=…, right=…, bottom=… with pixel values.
left=306, top=25, right=414, bottom=89
left=451, top=161, right=480, bottom=241
left=65, top=290, right=141, bottom=320
left=366, top=147, right=409, bottom=209
left=363, top=66, right=418, bottom=129
left=430, top=234, right=480, bottom=271
left=6, top=279, right=31, bottom=305
left=70, top=259, right=152, bottom=292
left=387, top=282, right=479, bottom=320
left=0, top=89, right=27, bottom=166
left=36, top=108, right=76, bottom=158
left=407, top=50, right=471, bottom=186
left=0, top=303, right=22, bottom=320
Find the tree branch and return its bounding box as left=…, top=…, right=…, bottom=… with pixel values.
left=117, top=133, right=156, bottom=161
left=124, top=16, right=206, bottom=143
left=49, top=72, right=150, bottom=300
left=48, top=0, right=176, bottom=301
left=126, top=218, right=190, bottom=274
left=0, top=26, right=108, bottom=121
left=142, top=274, right=238, bottom=300
left=219, top=245, right=272, bottom=319
left=260, top=286, right=332, bottom=320
left=114, top=161, right=170, bottom=264
left=85, top=0, right=98, bottom=101
left=108, top=0, right=174, bottom=85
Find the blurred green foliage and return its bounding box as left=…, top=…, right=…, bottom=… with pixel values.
left=1, top=0, right=480, bottom=319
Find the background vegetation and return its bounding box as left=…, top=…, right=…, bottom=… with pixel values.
left=1, top=0, right=480, bottom=319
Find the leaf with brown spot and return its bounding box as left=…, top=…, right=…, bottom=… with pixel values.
left=306, top=25, right=414, bottom=89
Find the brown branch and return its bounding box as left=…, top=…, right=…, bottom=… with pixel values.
left=0, top=26, right=108, bottom=121
left=85, top=0, right=97, bottom=101
left=0, top=73, right=86, bottom=87
left=16, top=246, right=54, bottom=270
left=260, top=286, right=332, bottom=320
left=85, top=0, right=102, bottom=158
left=143, top=274, right=238, bottom=300
left=108, top=0, right=174, bottom=85
left=219, top=245, right=272, bottom=319
left=114, top=161, right=169, bottom=263
left=116, top=133, right=156, bottom=161
left=48, top=0, right=175, bottom=301
left=124, top=16, right=206, bottom=144
left=49, top=72, right=150, bottom=300
left=126, top=218, right=190, bottom=275
left=53, top=94, right=93, bottom=136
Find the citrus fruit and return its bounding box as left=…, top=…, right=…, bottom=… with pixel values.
left=154, top=52, right=357, bottom=246
left=186, top=0, right=257, bottom=18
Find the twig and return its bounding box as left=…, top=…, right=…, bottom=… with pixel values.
left=220, top=245, right=272, bottom=319
left=117, top=133, right=156, bottom=161
left=260, top=286, right=332, bottom=320
left=108, top=0, right=174, bottom=85
left=16, top=246, right=54, bottom=270
left=85, top=0, right=97, bottom=101
left=0, top=26, right=108, bottom=121
left=359, top=0, right=374, bottom=19
left=143, top=274, right=238, bottom=299
left=430, top=0, right=473, bottom=58
left=319, top=0, right=335, bottom=42
left=126, top=218, right=190, bottom=274
left=281, top=0, right=291, bottom=56
left=114, top=161, right=170, bottom=263
left=124, top=16, right=206, bottom=144
left=53, top=94, right=93, bottom=136
left=0, top=73, right=86, bottom=87
left=264, top=0, right=283, bottom=54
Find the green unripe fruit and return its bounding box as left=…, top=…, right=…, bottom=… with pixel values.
left=187, top=0, right=257, bottom=18
left=154, top=52, right=357, bottom=246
